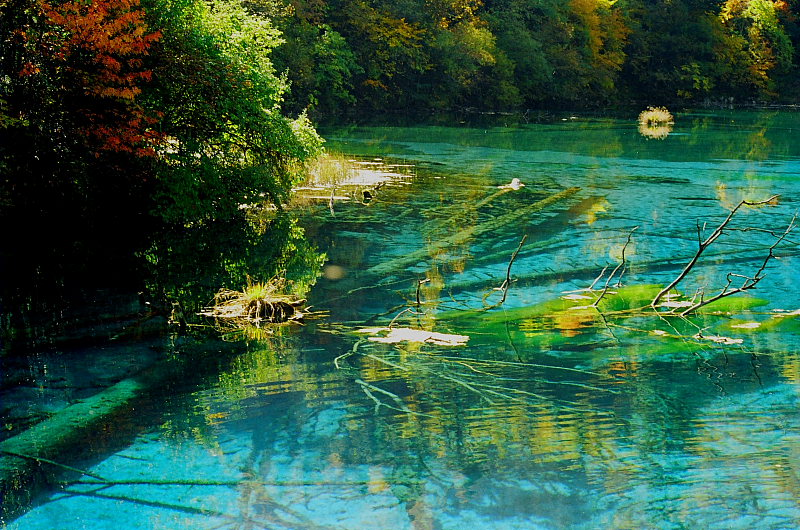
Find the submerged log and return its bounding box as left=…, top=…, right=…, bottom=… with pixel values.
left=442, top=246, right=800, bottom=296
left=365, top=186, right=581, bottom=278
left=0, top=374, right=151, bottom=523
left=0, top=340, right=244, bottom=525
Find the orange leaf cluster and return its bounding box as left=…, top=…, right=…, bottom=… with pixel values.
left=83, top=108, right=163, bottom=157
left=29, top=0, right=165, bottom=156
left=41, top=0, right=161, bottom=100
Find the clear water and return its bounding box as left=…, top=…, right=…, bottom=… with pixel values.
left=5, top=110, right=800, bottom=529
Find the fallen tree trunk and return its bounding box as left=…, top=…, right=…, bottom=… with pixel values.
left=442, top=246, right=800, bottom=296
left=0, top=377, right=149, bottom=524
left=0, top=340, right=238, bottom=525
left=467, top=195, right=606, bottom=268
left=364, top=187, right=581, bottom=278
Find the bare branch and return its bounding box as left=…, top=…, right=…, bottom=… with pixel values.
left=593, top=226, right=637, bottom=307
left=678, top=211, right=796, bottom=315
left=588, top=265, right=609, bottom=290
left=415, top=278, right=431, bottom=307
left=485, top=235, right=527, bottom=308
left=652, top=195, right=780, bottom=308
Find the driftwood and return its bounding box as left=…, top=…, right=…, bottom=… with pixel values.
left=421, top=184, right=520, bottom=232
left=365, top=187, right=581, bottom=278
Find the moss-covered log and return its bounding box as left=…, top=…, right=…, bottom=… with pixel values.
left=0, top=379, right=144, bottom=523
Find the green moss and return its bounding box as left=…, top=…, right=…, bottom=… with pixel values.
left=695, top=296, right=769, bottom=313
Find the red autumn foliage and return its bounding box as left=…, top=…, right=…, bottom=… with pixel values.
left=29, top=0, right=164, bottom=156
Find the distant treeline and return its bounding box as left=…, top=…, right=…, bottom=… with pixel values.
left=270, top=0, right=800, bottom=114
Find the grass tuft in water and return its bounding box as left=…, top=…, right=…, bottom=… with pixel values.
left=638, top=106, right=674, bottom=139
left=199, top=278, right=308, bottom=339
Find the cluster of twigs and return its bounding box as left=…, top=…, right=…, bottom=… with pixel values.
left=583, top=195, right=795, bottom=318
left=650, top=195, right=795, bottom=315
left=591, top=226, right=637, bottom=308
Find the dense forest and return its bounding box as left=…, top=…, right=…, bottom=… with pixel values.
left=271, top=0, right=800, bottom=113
left=0, top=0, right=323, bottom=274
left=1, top=0, right=799, bottom=263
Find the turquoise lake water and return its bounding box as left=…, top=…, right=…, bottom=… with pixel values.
left=3, top=110, right=800, bottom=529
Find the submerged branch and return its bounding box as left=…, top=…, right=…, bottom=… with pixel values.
left=445, top=243, right=800, bottom=297
left=356, top=378, right=433, bottom=416
left=334, top=338, right=365, bottom=369
left=365, top=187, right=580, bottom=278
left=0, top=450, right=106, bottom=481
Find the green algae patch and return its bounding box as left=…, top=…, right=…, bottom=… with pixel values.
left=694, top=296, right=769, bottom=314
left=720, top=311, right=800, bottom=335
left=432, top=283, right=775, bottom=361
left=441, top=284, right=664, bottom=328
left=594, top=284, right=664, bottom=313
left=772, top=312, right=800, bottom=332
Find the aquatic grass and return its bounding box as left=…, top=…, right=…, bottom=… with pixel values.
left=198, top=278, right=309, bottom=339
left=638, top=106, right=674, bottom=139
left=638, top=106, right=674, bottom=126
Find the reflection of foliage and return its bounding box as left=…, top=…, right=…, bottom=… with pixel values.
left=292, top=152, right=418, bottom=209
left=140, top=212, right=325, bottom=321
left=305, top=152, right=357, bottom=187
